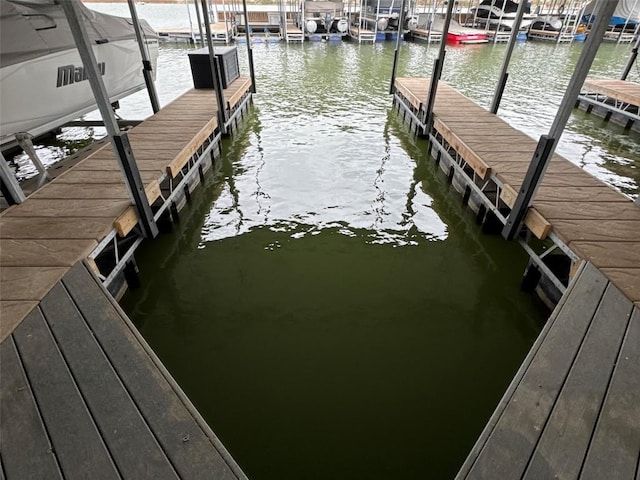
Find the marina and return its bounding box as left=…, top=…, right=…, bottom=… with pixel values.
left=2, top=0, right=640, bottom=479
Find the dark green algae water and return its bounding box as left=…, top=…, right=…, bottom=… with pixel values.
left=121, top=40, right=551, bottom=478
left=119, top=38, right=638, bottom=479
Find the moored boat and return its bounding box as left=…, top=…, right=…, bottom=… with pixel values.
left=0, top=0, right=159, bottom=148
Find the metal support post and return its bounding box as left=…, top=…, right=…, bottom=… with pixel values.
left=200, top=0, right=228, bottom=134
left=422, top=0, right=454, bottom=135
left=389, top=0, right=408, bottom=93
left=0, top=152, right=26, bottom=205
left=15, top=133, right=49, bottom=187
left=61, top=0, right=158, bottom=238
left=621, top=34, right=640, bottom=81
left=127, top=0, right=160, bottom=114
left=501, top=135, right=555, bottom=240
left=490, top=0, right=527, bottom=114
left=242, top=0, right=257, bottom=92
left=193, top=0, right=206, bottom=47
left=501, top=0, right=620, bottom=240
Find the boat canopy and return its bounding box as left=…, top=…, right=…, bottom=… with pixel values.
left=0, top=0, right=157, bottom=68
left=303, top=1, right=343, bottom=14
left=583, top=0, right=640, bottom=25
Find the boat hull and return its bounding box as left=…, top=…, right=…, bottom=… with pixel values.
left=0, top=38, right=158, bottom=144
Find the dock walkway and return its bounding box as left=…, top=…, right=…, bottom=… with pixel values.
left=457, top=262, right=639, bottom=479
left=393, top=77, right=640, bottom=479
left=1, top=77, right=252, bottom=341
left=393, top=77, right=640, bottom=307
left=1, top=262, right=248, bottom=479
left=578, top=78, right=640, bottom=133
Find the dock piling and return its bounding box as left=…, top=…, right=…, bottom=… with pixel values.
left=242, top=0, right=257, bottom=93
left=200, top=0, right=228, bottom=134
left=502, top=0, right=620, bottom=241
left=127, top=0, right=160, bottom=114
left=61, top=0, right=158, bottom=238
left=0, top=151, right=26, bottom=205
left=423, top=0, right=454, bottom=135
left=490, top=0, right=528, bottom=114
left=389, top=0, right=409, bottom=94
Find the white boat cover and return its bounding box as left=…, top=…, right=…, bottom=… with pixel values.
left=583, top=0, right=640, bottom=22
left=0, top=0, right=157, bottom=69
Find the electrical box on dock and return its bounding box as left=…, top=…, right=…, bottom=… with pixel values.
left=188, top=46, right=240, bottom=90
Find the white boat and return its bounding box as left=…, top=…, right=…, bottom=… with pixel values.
left=300, top=0, right=349, bottom=36
left=0, top=0, right=159, bottom=147
left=473, top=0, right=536, bottom=31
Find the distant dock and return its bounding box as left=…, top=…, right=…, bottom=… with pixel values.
left=393, top=77, right=640, bottom=479
left=0, top=78, right=253, bottom=477
left=577, top=78, right=640, bottom=134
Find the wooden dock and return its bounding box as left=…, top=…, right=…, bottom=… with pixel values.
left=457, top=262, right=639, bottom=480
left=1, top=262, right=249, bottom=479
left=578, top=78, right=640, bottom=133
left=527, top=28, right=576, bottom=42
left=407, top=28, right=443, bottom=43
left=1, top=76, right=252, bottom=340
left=393, top=77, right=640, bottom=478
left=1, top=76, right=252, bottom=477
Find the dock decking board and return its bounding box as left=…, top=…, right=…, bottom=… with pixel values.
left=0, top=76, right=252, bottom=339
left=582, top=78, right=640, bottom=107
left=0, top=263, right=248, bottom=479
left=456, top=264, right=640, bottom=480
left=393, top=78, right=640, bottom=479
left=394, top=77, right=640, bottom=304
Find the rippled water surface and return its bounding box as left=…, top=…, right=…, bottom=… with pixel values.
left=47, top=4, right=639, bottom=479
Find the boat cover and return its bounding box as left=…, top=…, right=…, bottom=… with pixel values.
left=583, top=0, right=640, bottom=23
left=304, top=1, right=343, bottom=14
left=0, top=0, right=157, bottom=68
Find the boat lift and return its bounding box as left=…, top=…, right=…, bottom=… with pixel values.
left=405, top=0, right=443, bottom=43
left=527, top=0, right=589, bottom=43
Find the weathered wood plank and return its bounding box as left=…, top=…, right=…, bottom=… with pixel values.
left=464, top=263, right=608, bottom=479
left=580, top=307, right=640, bottom=480
left=0, top=217, right=114, bottom=240
left=600, top=268, right=640, bottom=303
left=62, top=263, right=243, bottom=480
left=533, top=201, right=640, bottom=221
left=12, top=308, right=120, bottom=479
left=0, top=301, right=38, bottom=342
left=40, top=283, right=179, bottom=479
left=0, top=266, right=67, bottom=301
left=54, top=168, right=160, bottom=186
left=523, top=284, right=634, bottom=479
left=0, top=239, right=97, bottom=267
left=571, top=242, right=640, bottom=268
left=30, top=183, right=130, bottom=200
left=550, top=219, right=640, bottom=245
left=0, top=336, right=63, bottom=480
left=1, top=198, right=131, bottom=219
left=583, top=78, right=640, bottom=107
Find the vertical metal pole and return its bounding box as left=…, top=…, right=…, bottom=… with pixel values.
left=621, top=33, right=640, bottom=80
left=61, top=0, right=158, bottom=238
left=490, top=0, right=527, bottom=114
left=502, top=0, right=620, bottom=240
left=127, top=0, right=160, bottom=114
left=242, top=0, right=257, bottom=92
left=423, top=0, right=455, bottom=135
left=389, top=0, right=409, bottom=93
left=193, top=0, right=206, bottom=47
left=200, top=0, right=228, bottom=134
left=0, top=152, right=26, bottom=205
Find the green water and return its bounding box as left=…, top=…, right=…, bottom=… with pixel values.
left=121, top=39, right=636, bottom=478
